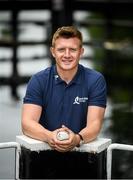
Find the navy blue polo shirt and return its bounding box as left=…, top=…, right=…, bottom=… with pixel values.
left=23, top=64, right=107, bottom=133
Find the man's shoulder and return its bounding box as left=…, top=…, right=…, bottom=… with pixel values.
left=33, top=66, right=53, bottom=81
left=35, top=66, right=52, bottom=76
left=28, top=66, right=54, bottom=88
left=80, top=64, right=103, bottom=79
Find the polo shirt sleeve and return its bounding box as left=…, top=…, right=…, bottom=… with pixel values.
left=23, top=75, right=43, bottom=106
left=88, top=74, right=107, bottom=108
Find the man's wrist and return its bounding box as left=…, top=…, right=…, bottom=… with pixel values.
left=76, top=133, right=84, bottom=147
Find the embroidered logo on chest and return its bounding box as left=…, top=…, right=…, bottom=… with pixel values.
left=73, top=96, right=88, bottom=105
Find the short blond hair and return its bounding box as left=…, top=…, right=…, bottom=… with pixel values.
left=52, top=26, right=83, bottom=47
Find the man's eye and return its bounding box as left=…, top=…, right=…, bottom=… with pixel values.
left=57, top=48, right=65, bottom=52
left=56, top=48, right=78, bottom=52
left=71, top=48, right=77, bottom=52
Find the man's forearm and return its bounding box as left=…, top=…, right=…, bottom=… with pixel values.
left=22, top=119, right=51, bottom=142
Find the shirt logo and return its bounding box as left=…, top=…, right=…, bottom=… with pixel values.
left=73, top=96, right=88, bottom=105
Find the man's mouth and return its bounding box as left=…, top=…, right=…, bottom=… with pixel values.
left=62, top=60, right=72, bottom=64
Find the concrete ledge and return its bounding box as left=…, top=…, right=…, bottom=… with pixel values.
left=16, top=135, right=111, bottom=153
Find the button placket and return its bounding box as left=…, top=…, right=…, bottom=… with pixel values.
left=60, top=84, right=69, bottom=126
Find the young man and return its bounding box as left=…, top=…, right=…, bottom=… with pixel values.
left=22, top=26, right=107, bottom=152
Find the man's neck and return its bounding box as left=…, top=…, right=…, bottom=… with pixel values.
left=56, top=66, right=78, bottom=84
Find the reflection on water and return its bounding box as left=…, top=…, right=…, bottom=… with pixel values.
left=104, top=46, right=133, bottom=178
left=103, top=45, right=133, bottom=179
left=87, top=11, right=133, bottom=179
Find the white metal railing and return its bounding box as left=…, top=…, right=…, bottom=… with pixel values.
left=107, top=143, right=133, bottom=180
left=2, top=140, right=133, bottom=179
left=0, top=142, right=21, bottom=180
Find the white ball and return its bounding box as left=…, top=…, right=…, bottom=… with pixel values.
left=57, top=131, right=69, bottom=141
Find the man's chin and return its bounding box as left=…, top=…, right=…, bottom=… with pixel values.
left=61, top=65, right=74, bottom=71
left=57, top=63, right=78, bottom=71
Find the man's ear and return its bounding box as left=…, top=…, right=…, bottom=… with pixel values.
left=80, top=47, right=84, bottom=57
left=50, top=47, right=55, bottom=58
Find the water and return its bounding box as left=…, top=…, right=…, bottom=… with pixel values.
left=0, top=86, right=23, bottom=179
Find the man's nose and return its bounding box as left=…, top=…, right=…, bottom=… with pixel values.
left=64, top=49, right=71, bottom=57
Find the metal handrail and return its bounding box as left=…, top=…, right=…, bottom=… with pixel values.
left=2, top=141, right=133, bottom=179
left=107, top=143, right=133, bottom=180
left=0, top=142, right=21, bottom=180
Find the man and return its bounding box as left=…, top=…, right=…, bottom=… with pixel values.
left=22, top=26, right=107, bottom=152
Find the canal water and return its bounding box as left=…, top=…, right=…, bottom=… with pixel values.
left=0, top=86, right=23, bottom=179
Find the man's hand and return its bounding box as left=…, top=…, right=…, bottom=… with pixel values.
left=47, top=125, right=80, bottom=152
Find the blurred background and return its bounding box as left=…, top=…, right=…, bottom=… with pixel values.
left=0, top=0, right=133, bottom=179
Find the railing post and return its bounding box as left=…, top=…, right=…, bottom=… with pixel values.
left=107, top=144, right=113, bottom=180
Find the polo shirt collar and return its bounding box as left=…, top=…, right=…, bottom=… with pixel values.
left=53, top=64, right=82, bottom=85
